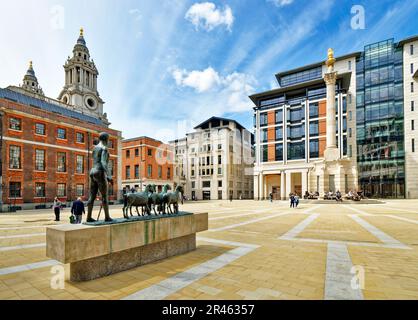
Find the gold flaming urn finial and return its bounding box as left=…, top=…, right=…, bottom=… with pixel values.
left=326, top=48, right=335, bottom=69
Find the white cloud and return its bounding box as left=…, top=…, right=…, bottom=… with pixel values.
left=268, top=0, right=294, bottom=7
left=172, top=67, right=220, bottom=92
left=171, top=66, right=256, bottom=113
left=185, top=2, right=234, bottom=31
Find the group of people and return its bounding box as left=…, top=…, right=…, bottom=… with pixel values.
left=52, top=197, right=86, bottom=224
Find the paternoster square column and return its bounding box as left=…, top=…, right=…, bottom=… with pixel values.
left=324, top=48, right=340, bottom=161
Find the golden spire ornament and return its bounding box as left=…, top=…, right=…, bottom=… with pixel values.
left=326, top=48, right=336, bottom=69
left=80, top=27, right=84, bottom=37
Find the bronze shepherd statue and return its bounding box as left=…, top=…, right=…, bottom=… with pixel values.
left=87, top=132, right=113, bottom=222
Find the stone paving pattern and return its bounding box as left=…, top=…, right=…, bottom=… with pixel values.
left=1, top=200, right=418, bottom=300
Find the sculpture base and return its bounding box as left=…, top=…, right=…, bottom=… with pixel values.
left=70, top=234, right=196, bottom=282
left=46, top=212, right=208, bottom=282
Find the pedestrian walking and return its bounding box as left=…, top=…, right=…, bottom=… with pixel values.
left=71, top=197, right=86, bottom=224
left=295, top=194, right=300, bottom=208
left=53, top=197, right=62, bottom=221
left=269, top=192, right=273, bottom=203
left=229, top=194, right=233, bottom=202
left=290, top=194, right=295, bottom=208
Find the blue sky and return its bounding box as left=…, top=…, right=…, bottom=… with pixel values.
left=1, top=0, right=418, bottom=142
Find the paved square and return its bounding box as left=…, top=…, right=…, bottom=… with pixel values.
left=1, top=200, right=418, bottom=300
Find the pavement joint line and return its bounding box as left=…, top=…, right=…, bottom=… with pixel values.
left=278, top=236, right=411, bottom=250
left=0, top=225, right=52, bottom=231
left=370, top=205, right=418, bottom=214
left=122, top=237, right=260, bottom=300
left=348, top=215, right=408, bottom=248
left=303, top=204, right=323, bottom=214
left=0, top=259, right=60, bottom=276
left=209, top=209, right=272, bottom=221
left=324, top=242, right=364, bottom=300
left=0, top=243, right=46, bottom=252
left=209, top=212, right=291, bottom=232
left=382, top=215, right=418, bottom=225
left=278, top=213, right=320, bottom=239
left=342, top=205, right=373, bottom=216
left=0, top=233, right=45, bottom=240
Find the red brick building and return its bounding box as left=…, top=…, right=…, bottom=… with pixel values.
left=122, top=137, right=173, bottom=193
left=0, top=29, right=122, bottom=211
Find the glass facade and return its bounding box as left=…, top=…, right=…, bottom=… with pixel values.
left=279, top=66, right=322, bottom=87
left=356, top=39, right=405, bottom=198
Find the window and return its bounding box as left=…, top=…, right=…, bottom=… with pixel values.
left=35, top=123, right=45, bottom=135
left=202, top=181, right=211, bottom=188
left=275, top=109, right=283, bottom=123
left=348, top=60, right=352, bottom=71
left=309, top=140, right=319, bottom=158
left=76, top=155, right=84, bottom=174
left=287, top=142, right=305, bottom=160
left=57, top=184, right=66, bottom=197
left=411, top=44, right=414, bottom=55
left=35, top=149, right=45, bottom=171
left=35, top=183, right=46, bottom=197
left=135, top=148, right=139, bottom=157
left=147, top=165, right=152, bottom=177
left=158, top=166, right=162, bottom=178
left=413, top=120, right=415, bottom=131
left=261, top=145, right=268, bottom=162
left=413, top=139, right=415, bottom=153
left=412, top=82, right=414, bottom=93
left=108, top=140, right=114, bottom=149
left=125, top=166, right=131, bottom=179
left=411, top=63, right=414, bottom=74
left=275, top=144, right=283, bottom=161
left=191, top=181, right=196, bottom=189
left=309, top=103, right=319, bottom=118
left=349, top=128, right=352, bottom=138
left=147, top=148, right=152, bottom=156
left=108, top=160, right=114, bottom=177
left=349, top=145, right=353, bottom=157
left=76, top=184, right=84, bottom=197
left=309, top=122, right=319, bottom=136
left=218, top=155, right=222, bottom=165
left=218, top=144, right=222, bottom=150
left=57, top=128, right=66, bottom=139
left=126, top=150, right=130, bottom=158
left=9, top=145, right=21, bottom=169
left=260, top=113, right=268, bottom=126
left=167, top=168, right=171, bottom=179
left=261, top=129, right=268, bottom=143
left=218, top=168, right=222, bottom=175
left=412, top=101, right=415, bottom=112
left=76, top=132, right=85, bottom=143
left=57, top=152, right=66, bottom=172
left=9, top=182, right=21, bottom=198
left=133, top=165, right=139, bottom=179
left=9, top=118, right=21, bottom=130
left=218, top=180, right=222, bottom=188
left=275, top=127, right=283, bottom=140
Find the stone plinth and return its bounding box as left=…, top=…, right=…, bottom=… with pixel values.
left=46, top=212, right=208, bottom=282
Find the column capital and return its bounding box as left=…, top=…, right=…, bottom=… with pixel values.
left=324, top=71, right=338, bottom=85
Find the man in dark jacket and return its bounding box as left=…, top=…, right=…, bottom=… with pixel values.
left=71, top=197, right=86, bottom=224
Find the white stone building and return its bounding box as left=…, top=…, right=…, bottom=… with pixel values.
left=170, top=117, right=254, bottom=200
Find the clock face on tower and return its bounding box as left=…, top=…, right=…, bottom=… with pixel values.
left=84, top=95, right=97, bottom=110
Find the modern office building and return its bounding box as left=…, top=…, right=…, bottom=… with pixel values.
left=170, top=117, right=254, bottom=200
left=121, top=136, right=174, bottom=192
left=0, top=29, right=122, bottom=210
left=251, top=35, right=418, bottom=199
